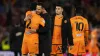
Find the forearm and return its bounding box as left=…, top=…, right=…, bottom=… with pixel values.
left=24, top=14, right=32, bottom=21
left=37, top=18, right=51, bottom=33
left=24, top=17, right=30, bottom=21
left=37, top=26, right=50, bottom=33
left=67, top=20, right=74, bottom=46
left=85, top=31, right=89, bottom=43
left=24, top=17, right=28, bottom=21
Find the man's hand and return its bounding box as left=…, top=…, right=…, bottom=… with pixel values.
left=42, top=8, right=47, bottom=14
left=24, top=14, right=32, bottom=21
left=69, top=45, right=74, bottom=50
left=26, top=29, right=36, bottom=34
left=26, top=31, right=31, bottom=34
left=28, top=29, right=36, bottom=33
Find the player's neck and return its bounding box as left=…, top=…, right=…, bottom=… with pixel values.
left=56, top=14, right=63, bottom=17
left=76, top=13, right=82, bottom=16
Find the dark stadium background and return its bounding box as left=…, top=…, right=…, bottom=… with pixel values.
left=0, top=0, right=100, bottom=56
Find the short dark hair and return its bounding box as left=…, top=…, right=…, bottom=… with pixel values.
left=75, top=6, right=83, bottom=15
left=56, top=3, right=64, bottom=8
left=37, top=2, right=44, bottom=8
left=30, top=2, right=37, bottom=10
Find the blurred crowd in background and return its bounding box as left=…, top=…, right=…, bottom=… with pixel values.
left=0, top=0, right=100, bottom=55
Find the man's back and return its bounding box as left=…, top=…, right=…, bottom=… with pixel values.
left=70, top=16, right=89, bottom=41
left=22, top=11, right=45, bottom=55
left=69, top=16, right=89, bottom=55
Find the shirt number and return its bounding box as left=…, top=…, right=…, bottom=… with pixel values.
left=75, top=22, right=84, bottom=31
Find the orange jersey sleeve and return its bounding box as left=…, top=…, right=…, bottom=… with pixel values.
left=25, top=11, right=36, bottom=19
left=39, top=17, right=45, bottom=27
left=26, top=14, right=45, bottom=29
left=26, top=11, right=32, bottom=17
left=25, top=11, right=33, bottom=28
left=84, top=19, right=89, bottom=35
left=84, top=19, right=89, bottom=42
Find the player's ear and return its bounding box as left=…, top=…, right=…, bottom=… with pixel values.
left=62, top=8, right=63, bottom=12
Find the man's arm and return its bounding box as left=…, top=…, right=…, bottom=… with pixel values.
left=10, top=28, right=16, bottom=44
left=37, top=14, right=51, bottom=33
left=62, top=19, right=74, bottom=53
left=67, top=19, right=74, bottom=46
left=84, top=19, right=89, bottom=46
left=24, top=14, right=32, bottom=21
left=24, top=11, right=33, bottom=21
left=26, top=15, right=47, bottom=34
left=62, top=18, right=74, bottom=53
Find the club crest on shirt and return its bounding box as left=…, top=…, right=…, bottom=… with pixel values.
left=64, top=20, right=67, bottom=23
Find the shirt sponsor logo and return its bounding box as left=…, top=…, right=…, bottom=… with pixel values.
left=76, top=34, right=82, bottom=37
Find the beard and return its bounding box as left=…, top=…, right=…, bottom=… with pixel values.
left=36, top=11, right=42, bottom=15
left=56, top=12, right=62, bottom=15
left=56, top=13, right=60, bottom=15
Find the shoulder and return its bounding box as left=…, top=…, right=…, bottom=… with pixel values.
left=44, top=13, right=49, bottom=16
left=84, top=18, right=88, bottom=22
left=42, top=13, right=50, bottom=19
left=51, top=14, right=55, bottom=21
left=26, top=11, right=33, bottom=17
left=26, top=10, right=37, bottom=16
left=26, top=11, right=32, bottom=14
left=41, top=17, right=45, bottom=23
left=70, top=16, right=75, bottom=21
left=82, top=17, right=88, bottom=23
